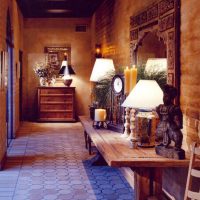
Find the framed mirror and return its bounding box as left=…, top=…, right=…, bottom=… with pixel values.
left=130, top=0, right=180, bottom=104
left=44, top=46, right=71, bottom=75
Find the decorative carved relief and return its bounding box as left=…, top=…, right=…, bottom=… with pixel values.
left=130, top=0, right=180, bottom=103
left=147, top=5, right=158, bottom=21
left=159, top=0, right=174, bottom=16
left=130, top=29, right=138, bottom=40
left=159, top=13, right=174, bottom=32
left=167, top=31, right=175, bottom=69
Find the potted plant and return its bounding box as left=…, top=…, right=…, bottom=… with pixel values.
left=90, top=72, right=114, bottom=120
left=137, top=65, right=167, bottom=89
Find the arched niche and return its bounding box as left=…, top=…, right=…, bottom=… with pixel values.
left=136, top=31, right=166, bottom=66
left=130, top=0, right=180, bottom=104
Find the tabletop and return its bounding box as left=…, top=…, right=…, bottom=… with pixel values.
left=79, top=115, right=196, bottom=168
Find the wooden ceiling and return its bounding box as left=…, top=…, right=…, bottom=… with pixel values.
left=16, top=0, right=104, bottom=18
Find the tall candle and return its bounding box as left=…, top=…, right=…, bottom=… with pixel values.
left=95, top=109, right=106, bottom=122
left=130, top=65, right=138, bottom=93
left=124, top=66, right=130, bottom=94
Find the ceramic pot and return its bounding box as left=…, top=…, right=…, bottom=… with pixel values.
left=39, top=77, right=47, bottom=86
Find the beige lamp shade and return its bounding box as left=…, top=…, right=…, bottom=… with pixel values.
left=90, top=58, right=115, bottom=82
left=145, top=58, right=167, bottom=74
left=122, top=80, right=163, bottom=110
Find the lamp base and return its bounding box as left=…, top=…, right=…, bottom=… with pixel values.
left=63, top=79, right=72, bottom=87
left=136, top=111, right=158, bottom=148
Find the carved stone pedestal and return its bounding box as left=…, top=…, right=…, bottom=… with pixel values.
left=155, top=145, right=185, bottom=160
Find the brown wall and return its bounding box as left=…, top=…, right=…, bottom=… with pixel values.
left=181, top=0, right=200, bottom=148
left=92, top=0, right=200, bottom=199
left=0, top=0, right=23, bottom=165
left=23, top=18, right=93, bottom=120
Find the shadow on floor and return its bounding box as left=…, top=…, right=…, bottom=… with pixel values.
left=82, top=155, right=134, bottom=200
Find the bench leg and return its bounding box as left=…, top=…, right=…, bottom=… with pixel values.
left=84, top=130, right=88, bottom=149
left=92, top=152, right=107, bottom=166
left=88, top=136, right=92, bottom=155
left=133, top=167, right=162, bottom=200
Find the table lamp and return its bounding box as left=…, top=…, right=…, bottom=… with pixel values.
left=89, top=58, right=115, bottom=121
left=59, top=61, right=75, bottom=87
left=90, top=58, right=115, bottom=82
left=121, top=80, right=163, bottom=147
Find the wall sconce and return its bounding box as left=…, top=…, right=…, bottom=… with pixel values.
left=95, top=44, right=102, bottom=58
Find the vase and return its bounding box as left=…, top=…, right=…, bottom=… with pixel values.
left=39, top=77, right=47, bottom=86
left=46, top=76, right=56, bottom=86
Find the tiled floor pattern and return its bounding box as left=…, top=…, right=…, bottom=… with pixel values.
left=0, top=122, right=134, bottom=200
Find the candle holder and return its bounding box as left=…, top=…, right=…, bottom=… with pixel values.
left=93, top=109, right=107, bottom=129
left=93, top=121, right=107, bottom=129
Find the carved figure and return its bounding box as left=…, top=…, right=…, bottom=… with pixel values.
left=156, top=84, right=183, bottom=150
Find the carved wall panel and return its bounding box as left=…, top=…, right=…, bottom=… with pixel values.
left=130, top=0, right=180, bottom=104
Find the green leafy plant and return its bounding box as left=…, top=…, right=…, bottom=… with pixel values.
left=92, top=72, right=114, bottom=108
left=137, top=65, right=167, bottom=89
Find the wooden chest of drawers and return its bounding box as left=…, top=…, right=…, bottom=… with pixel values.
left=37, top=87, right=76, bottom=122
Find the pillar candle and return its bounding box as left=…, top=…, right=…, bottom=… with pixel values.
left=124, top=66, right=130, bottom=94
left=94, top=109, right=106, bottom=122
left=130, top=65, right=138, bottom=93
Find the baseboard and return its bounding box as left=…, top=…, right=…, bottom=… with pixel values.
left=119, top=167, right=135, bottom=189
left=0, top=152, right=7, bottom=170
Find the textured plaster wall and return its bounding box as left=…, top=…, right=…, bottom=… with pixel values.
left=92, top=0, right=200, bottom=199
left=163, top=0, right=200, bottom=199
left=23, top=18, right=93, bottom=120
left=92, top=0, right=155, bottom=67
left=181, top=0, right=200, bottom=148
left=0, top=0, right=23, bottom=165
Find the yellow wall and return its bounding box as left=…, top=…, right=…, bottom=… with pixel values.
left=23, top=18, right=93, bottom=120
left=0, top=0, right=23, bottom=166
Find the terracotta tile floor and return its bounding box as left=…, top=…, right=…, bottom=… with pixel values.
left=0, top=122, right=134, bottom=200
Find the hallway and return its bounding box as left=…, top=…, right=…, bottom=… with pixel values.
left=0, top=122, right=134, bottom=200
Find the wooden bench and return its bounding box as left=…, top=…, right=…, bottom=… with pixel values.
left=79, top=116, right=199, bottom=200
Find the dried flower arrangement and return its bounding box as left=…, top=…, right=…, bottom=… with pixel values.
left=33, top=62, right=56, bottom=86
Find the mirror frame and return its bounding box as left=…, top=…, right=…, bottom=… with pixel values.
left=130, top=0, right=180, bottom=104
left=44, top=46, right=71, bottom=71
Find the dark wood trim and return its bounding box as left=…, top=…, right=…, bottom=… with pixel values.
left=19, top=50, right=23, bottom=120
left=0, top=152, right=7, bottom=170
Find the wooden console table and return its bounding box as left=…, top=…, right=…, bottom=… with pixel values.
left=79, top=116, right=199, bottom=200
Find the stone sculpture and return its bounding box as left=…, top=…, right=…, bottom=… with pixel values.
left=155, top=84, right=185, bottom=159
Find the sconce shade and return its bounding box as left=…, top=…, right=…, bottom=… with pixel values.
left=122, top=80, right=163, bottom=110
left=90, top=58, right=115, bottom=82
